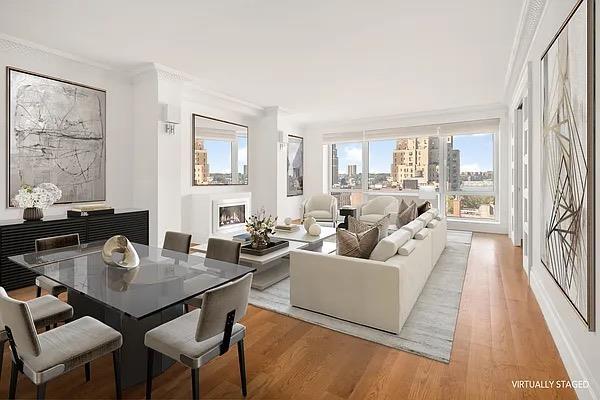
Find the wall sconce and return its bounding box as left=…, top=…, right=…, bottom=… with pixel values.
left=278, top=130, right=288, bottom=150
left=160, top=103, right=181, bottom=135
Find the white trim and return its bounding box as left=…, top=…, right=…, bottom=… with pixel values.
left=531, top=271, right=600, bottom=400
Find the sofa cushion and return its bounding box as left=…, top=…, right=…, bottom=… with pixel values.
left=369, top=228, right=412, bottom=261
left=415, top=228, right=431, bottom=240
left=417, top=201, right=431, bottom=216
left=336, top=227, right=379, bottom=259
left=350, top=215, right=389, bottom=241
left=416, top=212, right=434, bottom=225
left=397, top=202, right=417, bottom=228
left=401, top=219, right=425, bottom=237
left=427, top=219, right=439, bottom=228
left=397, top=239, right=418, bottom=256
left=426, top=208, right=439, bottom=218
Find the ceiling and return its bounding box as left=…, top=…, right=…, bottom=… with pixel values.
left=0, top=0, right=524, bottom=124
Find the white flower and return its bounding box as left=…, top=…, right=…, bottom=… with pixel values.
left=12, top=183, right=62, bottom=209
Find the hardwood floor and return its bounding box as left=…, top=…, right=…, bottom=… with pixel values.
left=1, top=233, right=575, bottom=399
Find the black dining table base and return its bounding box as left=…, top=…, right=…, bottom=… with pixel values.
left=69, top=290, right=183, bottom=388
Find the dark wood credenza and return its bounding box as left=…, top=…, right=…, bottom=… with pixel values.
left=0, top=209, right=149, bottom=290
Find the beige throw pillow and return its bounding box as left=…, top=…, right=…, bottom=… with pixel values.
left=336, top=227, right=379, bottom=259
left=397, top=202, right=417, bottom=228
left=348, top=215, right=390, bottom=241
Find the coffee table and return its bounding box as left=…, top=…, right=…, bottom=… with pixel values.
left=191, top=239, right=308, bottom=291
left=271, top=226, right=336, bottom=251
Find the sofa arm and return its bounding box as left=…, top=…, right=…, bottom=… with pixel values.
left=290, top=249, right=402, bottom=333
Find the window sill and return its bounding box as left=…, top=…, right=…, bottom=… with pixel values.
left=447, top=217, right=499, bottom=224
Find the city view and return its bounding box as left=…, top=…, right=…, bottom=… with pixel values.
left=194, top=137, right=248, bottom=185
left=331, top=134, right=495, bottom=219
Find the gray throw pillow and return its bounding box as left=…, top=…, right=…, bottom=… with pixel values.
left=397, top=202, right=417, bottom=228
left=336, top=227, right=379, bottom=259
left=398, top=199, right=409, bottom=215
left=348, top=215, right=390, bottom=240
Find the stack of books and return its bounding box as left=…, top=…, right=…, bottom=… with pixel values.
left=274, top=224, right=300, bottom=232
left=67, top=204, right=114, bottom=217
left=232, top=233, right=251, bottom=244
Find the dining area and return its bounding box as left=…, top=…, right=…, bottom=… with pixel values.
left=0, top=213, right=255, bottom=400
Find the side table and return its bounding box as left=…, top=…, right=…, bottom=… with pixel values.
left=337, top=206, right=357, bottom=229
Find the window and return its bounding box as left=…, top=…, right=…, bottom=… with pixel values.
left=331, top=142, right=362, bottom=190
left=445, top=133, right=495, bottom=220
left=368, top=137, right=440, bottom=191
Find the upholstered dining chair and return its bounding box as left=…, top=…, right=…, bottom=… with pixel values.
left=145, top=273, right=252, bottom=400
left=163, top=231, right=193, bottom=255
left=0, top=291, right=73, bottom=382
left=0, top=288, right=123, bottom=400
left=34, top=233, right=80, bottom=298
left=185, top=238, right=242, bottom=312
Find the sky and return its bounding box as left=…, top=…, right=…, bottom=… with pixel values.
left=337, top=134, right=494, bottom=174
left=204, top=137, right=247, bottom=173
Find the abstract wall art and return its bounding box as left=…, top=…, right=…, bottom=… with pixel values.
left=541, top=0, right=595, bottom=330
left=7, top=68, right=106, bottom=205
left=287, top=135, right=303, bottom=196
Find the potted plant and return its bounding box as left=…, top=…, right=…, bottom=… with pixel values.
left=245, top=208, right=276, bottom=249
left=12, top=183, right=62, bottom=221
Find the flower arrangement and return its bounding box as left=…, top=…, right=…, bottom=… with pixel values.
left=245, top=207, right=277, bottom=249
left=12, top=183, right=62, bottom=209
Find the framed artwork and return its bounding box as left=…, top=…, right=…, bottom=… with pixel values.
left=541, top=0, right=595, bottom=331
left=192, top=114, right=248, bottom=186
left=287, top=135, right=303, bottom=196
left=7, top=67, right=106, bottom=205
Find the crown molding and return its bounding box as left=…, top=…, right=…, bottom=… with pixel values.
left=503, top=0, right=547, bottom=100
left=0, top=32, right=115, bottom=71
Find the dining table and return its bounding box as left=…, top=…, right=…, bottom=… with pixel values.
left=9, top=240, right=255, bottom=388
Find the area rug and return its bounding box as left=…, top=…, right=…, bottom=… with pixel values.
left=248, top=230, right=472, bottom=363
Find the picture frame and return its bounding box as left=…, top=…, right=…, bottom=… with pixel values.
left=287, top=135, right=303, bottom=197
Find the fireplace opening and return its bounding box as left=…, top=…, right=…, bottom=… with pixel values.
left=219, top=204, right=245, bottom=227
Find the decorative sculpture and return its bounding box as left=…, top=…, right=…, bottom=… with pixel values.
left=308, top=223, right=322, bottom=236
left=102, top=235, right=140, bottom=269
left=303, top=216, right=316, bottom=232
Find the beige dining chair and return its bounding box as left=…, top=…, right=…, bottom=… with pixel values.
left=145, top=273, right=252, bottom=400
left=0, top=287, right=123, bottom=400
left=34, top=233, right=80, bottom=297
left=185, top=238, right=242, bottom=312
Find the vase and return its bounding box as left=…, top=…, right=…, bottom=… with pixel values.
left=251, top=232, right=270, bottom=249
left=23, top=207, right=43, bottom=221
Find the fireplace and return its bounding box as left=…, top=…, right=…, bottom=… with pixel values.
left=219, top=204, right=245, bottom=227
left=212, top=196, right=251, bottom=234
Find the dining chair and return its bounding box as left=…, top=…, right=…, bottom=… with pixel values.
left=145, top=273, right=252, bottom=400
left=163, top=231, right=192, bottom=255
left=185, top=238, right=242, bottom=312
left=0, top=292, right=73, bottom=382
left=34, top=233, right=80, bottom=297
left=0, top=288, right=123, bottom=400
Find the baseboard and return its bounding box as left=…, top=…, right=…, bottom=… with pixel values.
left=530, top=271, right=599, bottom=400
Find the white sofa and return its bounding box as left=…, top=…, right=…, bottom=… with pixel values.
left=290, top=210, right=447, bottom=334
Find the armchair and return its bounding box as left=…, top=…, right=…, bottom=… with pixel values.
left=358, top=196, right=399, bottom=225
left=303, top=194, right=338, bottom=226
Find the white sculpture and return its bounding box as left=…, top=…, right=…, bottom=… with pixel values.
left=284, top=217, right=292, bottom=225
left=303, top=216, right=316, bottom=231
left=102, top=235, right=140, bottom=269
left=308, top=223, right=322, bottom=236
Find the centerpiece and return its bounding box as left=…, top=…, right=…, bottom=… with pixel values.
left=245, top=208, right=276, bottom=249
left=12, top=183, right=62, bottom=221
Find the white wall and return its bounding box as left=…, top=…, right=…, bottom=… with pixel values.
left=277, top=116, right=305, bottom=221
left=0, top=36, right=135, bottom=221
left=506, top=1, right=600, bottom=398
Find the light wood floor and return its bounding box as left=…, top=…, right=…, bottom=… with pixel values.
left=2, top=233, right=575, bottom=399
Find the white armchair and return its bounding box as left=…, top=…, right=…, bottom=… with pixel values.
left=358, top=196, right=399, bottom=224
left=303, top=194, right=338, bottom=226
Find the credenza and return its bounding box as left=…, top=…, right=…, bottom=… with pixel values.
left=0, top=209, right=149, bottom=290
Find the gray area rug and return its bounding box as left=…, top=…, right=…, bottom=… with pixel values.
left=248, top=230, right=472, bottom=363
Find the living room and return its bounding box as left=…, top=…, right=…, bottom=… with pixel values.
left=0, top=0, right=598, bottom=399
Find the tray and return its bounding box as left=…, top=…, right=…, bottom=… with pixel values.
left=241, top=239, right=289, bottom=256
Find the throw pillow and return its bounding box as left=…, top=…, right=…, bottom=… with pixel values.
left=369, top=228, right=412, bottom=261
left=398, top=199, right=409, bottom=215
left=336, top=227, right=379, bottom=259
left=398, top=239, right=417, bottom=256
left=397, top=202, right=417, bottom=228
left=417, top=201, right=431, bottom=216
left=348, top=215, right=390, bottom=241
left=415, top=228, right=431, bottom=240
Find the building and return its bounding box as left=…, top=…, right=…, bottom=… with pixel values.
left=194, top=138, right=209, bottom=184
left=347, top=164, right=357, bottom=177
left=331, top=144, right=339, bottom=185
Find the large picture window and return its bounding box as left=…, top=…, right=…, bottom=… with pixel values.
left=330, top=142, right=362, bottom=190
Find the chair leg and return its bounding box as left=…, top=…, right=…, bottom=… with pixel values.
left=9, top=361, right=18, bottom=400
left=85, top=362, right=91, bottom=382
left=45, top=326, right=50, bottom=332
left=237, top=340, right=247, bottom=397
left=146, top=348, right=154, bottom=400
left=36, top=286, right=42, bottom=298
left=36, top=383, right=46, bottom=400
left=113, top=349, right=122, bottom=400
left=0, top=341, right=4, bottom=382
left=185, top=303, right=190, bottom=313
left=191, top=368, right=200, bottom=400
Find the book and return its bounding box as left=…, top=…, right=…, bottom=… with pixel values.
left=275, top=224, right=300, bottom=232
left=232, top=233, right=251, bottom=243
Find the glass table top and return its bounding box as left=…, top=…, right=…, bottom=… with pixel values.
left=9, top=241, right=255, bottom=319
